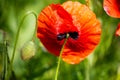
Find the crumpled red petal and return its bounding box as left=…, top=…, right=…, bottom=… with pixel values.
left=103, top=0, right=120, bottom=18
left=115, top=23, right=120, bottom=36
left=37, top=1, right=101, bottom=64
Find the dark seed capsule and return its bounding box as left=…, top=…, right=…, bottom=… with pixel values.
left=57, top=33, right=66, bottom=40
left=69, top=32, right=78, bottom=40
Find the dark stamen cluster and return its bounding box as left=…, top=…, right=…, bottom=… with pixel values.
left=57, top=32, right=78, bottom=40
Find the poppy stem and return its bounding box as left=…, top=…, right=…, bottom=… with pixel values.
left=55, top=34, right=69, bottom=80
left=11, top=11, right=37, bottom=64
left=9, top=11, right=37, bottom=78
left=85, top=59, right=90, bottom=80
left=32, top=13, right=38, bottom=41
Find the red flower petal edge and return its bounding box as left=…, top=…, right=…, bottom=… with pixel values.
left=37, top=1, right=101, bottom=64
left=116, top=23, right=120, bottom=36
left=103, top=0, right=120, bottom=18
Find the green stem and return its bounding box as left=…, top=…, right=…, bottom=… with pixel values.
left=54, top=34, right=69, bottom=80
left=31, top=12, right=37, bottom=41
left=11, top=11, right=37, bottom=64
left=1, top=30, right=10, bottom=80
left=85, top=59, right=90, bottom=80
left=5, top=41, right=10, bottom=80
left=8, top=11, right=37, bottom=79
left=2, top=42, right=6, bottom=80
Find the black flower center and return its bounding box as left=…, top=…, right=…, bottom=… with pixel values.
left=57, top=33, right=66, bottom=40
left=57, top=32, right=79, bottom=40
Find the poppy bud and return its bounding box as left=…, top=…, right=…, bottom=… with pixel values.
left=21, top=41, right=36, bottom=60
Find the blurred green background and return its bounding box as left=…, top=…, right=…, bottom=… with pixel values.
left=0, top=0, right=120, bottom=80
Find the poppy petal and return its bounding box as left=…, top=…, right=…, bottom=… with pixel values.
left=37, top=1, right=101, bottom=64
left=61, top=1, right=101, bottom=64
left=51, top=4, right=73, bottom=22
left=115, top=23, right=120, bottom=36
left=103, top=0, right=120, bottom=18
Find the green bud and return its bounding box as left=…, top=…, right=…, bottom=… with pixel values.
left=21, top=41, right=36, bottom=60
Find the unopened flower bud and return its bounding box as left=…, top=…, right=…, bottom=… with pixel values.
left=21, top=41, right=36, bottom=60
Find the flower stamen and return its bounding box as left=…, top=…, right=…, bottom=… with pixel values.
left=57, top=32, right=79, bottom=40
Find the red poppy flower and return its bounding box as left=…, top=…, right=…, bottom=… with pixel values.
left=115, top=23, right=120, bottom=36
left=37, top=1, right=101, bottom=64
left=103, top=0, right=120, bottom=18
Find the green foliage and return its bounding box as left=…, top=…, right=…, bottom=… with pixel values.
left=0, top=0, right=120, bottom=80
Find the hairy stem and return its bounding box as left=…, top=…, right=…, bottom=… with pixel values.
left=55, top=34, right=69, bottom=80
left=9, top=11, right=37, bottom=79
left=11, top=11, right=37, bottom=64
